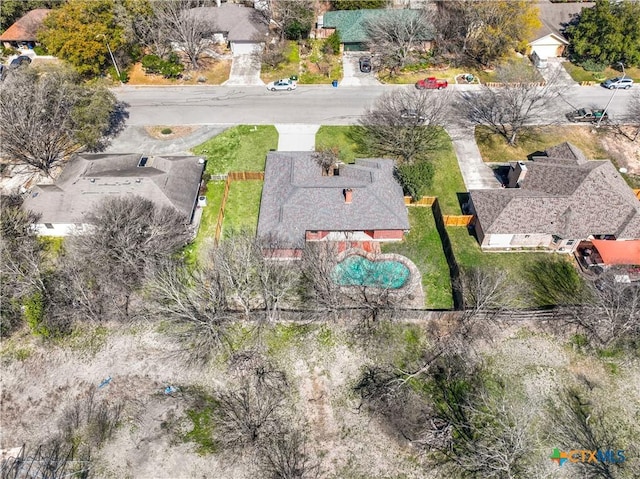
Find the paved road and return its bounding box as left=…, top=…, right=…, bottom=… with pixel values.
left=114, top=84, right=634, bottom=126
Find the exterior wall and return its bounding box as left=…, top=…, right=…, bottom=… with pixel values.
left=33, top=223, right=82, bottom=236
left=371, top=229, right=404, bottom=240
left=529, top=35, right=567, bottom=59
left=480, top=232, right=578, bottom=252
left=305, top=230, right=330, bottom=241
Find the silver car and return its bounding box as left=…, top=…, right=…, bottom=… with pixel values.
left=266, top=78, right=297, bottom=91
left=602, top=77, right=633, bottom=90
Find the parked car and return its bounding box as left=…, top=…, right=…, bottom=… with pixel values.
left=9, top=55, right=32, bottom=69
left=266, top=78, right=297, bottom=91
left=415, top=77, right=448, bottom=90
left=359, top=56, right=372, bottom=73
left=566, top=108, right=609, bottom=123
left=601, top=77, right=633, bottom=90
left=400, top=109, right=426, bottom=123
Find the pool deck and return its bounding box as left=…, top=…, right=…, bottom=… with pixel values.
left=335, top=248, right=424, bottom=308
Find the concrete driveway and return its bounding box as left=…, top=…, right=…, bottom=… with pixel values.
left=224, top=52, right=264, bottom=86
left=445, top=126, right=502, bottom=190
left=339, top=52, right=381, bottom=87
left=275, top=124, right=320, bottom=151
left=538, top=58, right=577, bottom=86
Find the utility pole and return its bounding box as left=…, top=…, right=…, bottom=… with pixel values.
left=96, top=34, right=122, bottom=85
left=597, top=62, right=625, bottom=128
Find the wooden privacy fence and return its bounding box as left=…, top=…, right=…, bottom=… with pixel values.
left=634, top=189, right=640, bottom=200
left=484, top=81, right=546, bottom=88
left=404, top=196, right=436, bottom=207
left=214, top=171, right=264, bottom=244
left=443, top=215, right=474, bottom=226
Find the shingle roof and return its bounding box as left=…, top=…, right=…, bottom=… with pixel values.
left=322, top=9, right=433, bottom=44
left=23, top=154, right=204, bottom=224
left=189, top=4, right=267, bottom=42
left=531, top=0, right=594, bottom=42
left=257, top=152, right=410, bottom=248
left=470, top=144, right=640, bottom=240
left=0, top=9, right=50, bottom=42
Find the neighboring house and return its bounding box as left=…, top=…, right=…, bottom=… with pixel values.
left=468, top=142, right=640, bottom=253
left=257, top=152, right=410, bottom=258
left=0, top=8, right=50, bottom=50
left=319, top=9, right=433, bottom=51
left=23, top=153, right=205, bottom=236
left=190, top=3, right=268, bottom=54
left=528, top=0, right=594, bottom=60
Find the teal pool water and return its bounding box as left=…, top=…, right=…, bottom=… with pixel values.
left=332, top=255, right=410, bottom=289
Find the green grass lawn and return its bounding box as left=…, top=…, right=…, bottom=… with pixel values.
left=424, top=130, right=466, bottom=215
left=475, top=125, right=610, bottom=163
left=192, top=125, right=278, bottom=174
left=184, top=181, right=225, bottom=262
left=563, top=62, right=640, bottom=83
left=261, top=41, right=300, bottom=84
left=299, top=39, right=342, bottom=84
left=315, top=126, right=366, bottom=163
left=382, top=208, right=453, bottom=310
left=221, top=180, right=263, bottom=237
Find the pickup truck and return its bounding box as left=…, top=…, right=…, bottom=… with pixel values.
left=415, top=77, right=448, bottom=90
left=566, top=108, right=609, bottom=123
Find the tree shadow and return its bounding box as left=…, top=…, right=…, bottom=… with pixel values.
left=91, top=100, right=130, bottom=152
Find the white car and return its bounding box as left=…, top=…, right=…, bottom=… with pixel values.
left=266, top=78, right=297, bottom=91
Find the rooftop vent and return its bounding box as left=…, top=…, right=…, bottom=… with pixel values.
left=137, top=156, right=149, bottom=167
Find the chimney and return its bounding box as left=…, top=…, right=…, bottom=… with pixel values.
left=344, top=188, right=352, bottom=204
left=507, top=162, right=527, bottom=188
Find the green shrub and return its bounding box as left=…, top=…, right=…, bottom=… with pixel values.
left=578, top=59, right=607, bottom=72
left=141, top=53, right=184, bottom=78
left=323, top=31, right=341, bottom=55
left=33, top=45, right=48, bottom=56
left=161, top=128, right=172, bottom=135
left=524, top=257, right=587, bottom=307
left=24, top=291, right=49, bottom=338
left=396, top=161, right=435, bottom=201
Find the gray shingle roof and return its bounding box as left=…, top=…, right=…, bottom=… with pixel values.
left=257, top=152, right=409, bottom=248
left=532, top=0, right=594, bottom=41
left=189, top=4, right=267, bottom=42
left=23, top=153, right=204, bottom=224
left=470, top=144, right=640, bottom=240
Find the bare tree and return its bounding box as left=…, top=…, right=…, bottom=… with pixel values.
left=0, top=442, right=91, bottom=479
left=254, top=0, right=314, bottom=41
left=459, top=266, right=523, bottom=319
left=0, top=67, right=117, bottom=175
left=257, top=243, right=302, bottom=322
left=364, top=9, right=433, bottom=76
left=354, top=88, right=450, bottom=165
left=152, top=0, right=218, bottom=70
left=615, top=90, right=640, bottom=142
left=67, top=196, right=190, bottom=319
left=311, top=147, right=340, bottom=176
left=258, top=427, right=320, bottom=479
left=457, top=68, right=558, bottom=146
left=299, top=242, right=342, bottom=315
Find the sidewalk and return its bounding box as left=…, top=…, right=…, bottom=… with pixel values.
left=275, top=124, right=319, bottom=151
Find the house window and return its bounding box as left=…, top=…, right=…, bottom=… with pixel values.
left=566, top=240, right=575, bottom=246
left=44, top=223, right=54, bottom=229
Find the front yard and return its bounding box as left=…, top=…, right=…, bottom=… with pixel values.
left=563, top=62, right=640, bottom=83
left=261, top=40, right=342, bottom=85
left=127, top=58, right=232, bottom=85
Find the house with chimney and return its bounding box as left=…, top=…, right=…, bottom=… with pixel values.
left=256, top=152, right=410, bottom=258
left=22, top=153, right=205, bottom=236
left=468, top=142, right=640, bottom=253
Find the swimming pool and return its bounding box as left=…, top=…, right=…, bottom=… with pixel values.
left=332, top=254, right=410, bottom=289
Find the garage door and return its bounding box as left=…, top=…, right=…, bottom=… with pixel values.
left=231, top=41, right=262, bottom=55
left=531, top=44, right=559, bottom=59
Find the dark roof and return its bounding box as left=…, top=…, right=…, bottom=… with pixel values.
left=23, top=153, right=204, bottom=224
left=189, top=4, right=267, bottom=42
left=257, top=152, right=410, bottom=248
left=322, top=9, right=433, bottom=44
left=470, top=143, right=640, bottom=240
left=531, top=0, right=594, bottom=41
left=0, top=9, right=50, bottom=42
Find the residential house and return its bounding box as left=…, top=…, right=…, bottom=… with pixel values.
left=468, top=142, right=640, bottom=253
left=319, top=9, right=433, bottom=51
left=22, top=153, right=205, bottom=236
left=257, top=152, right=410, bottom=258
left=528, top=0, right=594, bottom=60
left=189, top=3, right=268, bottom=54
left=0, top=9, right=50, bottom=51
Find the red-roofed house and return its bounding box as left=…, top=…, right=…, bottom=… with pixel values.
left=592, top=240, right=640, bottom=266
left=0, top=9, right=50, bottom=50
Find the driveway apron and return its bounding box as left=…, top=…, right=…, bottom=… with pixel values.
left=339, top=52, right=381, bottom=87
left=446, top=126, right=501, bottom=190
left=275, top=124, right=320, bottom=151
left=225, top=53, right=264, bottom=86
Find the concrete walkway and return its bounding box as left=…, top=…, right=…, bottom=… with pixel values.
left=104, top=125, right=227, bottom=155
left=275, top=124, right=320, bottom=151
left=445, top=126, right=501, bottom=190
left=539, top=57, right=577, bottom=86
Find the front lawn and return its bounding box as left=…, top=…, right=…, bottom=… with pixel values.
left=563, top=62, right=640, bottom=83
left=127, top=58, right=231, bottom=85
left=221, top=180, right=263, bottom=236
left=475, top=125, right=610, bottom=163
left=261, top=41, right=300, bottom=84
left=192, top=125, right=278, bottom=174
left=315, top=126, right=365, bottom=163
left=382, top=208, right=453, bottom=310
left=261, top=40, right=342, bottom=85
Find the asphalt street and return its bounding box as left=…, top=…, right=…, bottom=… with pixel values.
left=114, top=83, right=635, bottom=126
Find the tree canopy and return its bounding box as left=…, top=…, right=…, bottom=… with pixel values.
left=567, top=0, right=640, bottom=67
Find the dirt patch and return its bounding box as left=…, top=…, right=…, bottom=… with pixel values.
left=127, top=58, right=231, bottom=86
left=598, top=127, right=640, bottom=175
left=144, top=125, right=200, bottom=140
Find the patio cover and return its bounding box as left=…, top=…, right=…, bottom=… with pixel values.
left=592, top=240, right=640, bottom=266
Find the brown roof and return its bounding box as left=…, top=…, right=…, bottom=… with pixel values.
left=0, top=9, right=50, bottom=42
left=257, top=152, right=410, bottom=248
left=23, top=153, right=205, bottom=224
left=531, top=0, right=593, bottom=41
left=470, top=143, right=640, bottom=240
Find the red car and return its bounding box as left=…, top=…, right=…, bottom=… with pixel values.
left=415, top=77, right=448, bottom=90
